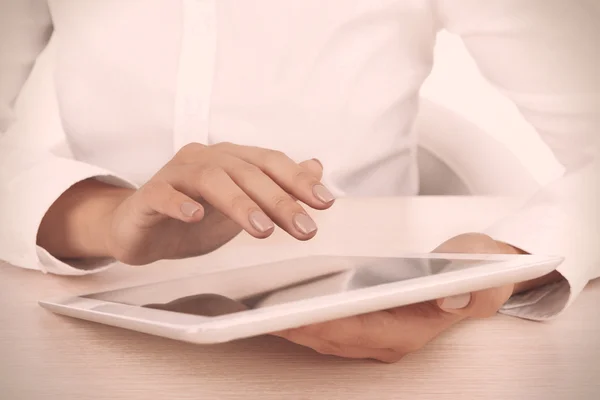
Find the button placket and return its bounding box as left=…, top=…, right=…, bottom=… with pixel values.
left=173, top=0, right=217, bottom=151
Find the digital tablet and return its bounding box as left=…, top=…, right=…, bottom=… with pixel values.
left=39, top=253, right=562, bottom=344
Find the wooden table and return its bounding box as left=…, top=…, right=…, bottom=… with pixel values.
left=1, top=197, right=598, bottom=400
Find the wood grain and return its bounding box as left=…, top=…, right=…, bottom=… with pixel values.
left=1, top=197, right=598, bottom=400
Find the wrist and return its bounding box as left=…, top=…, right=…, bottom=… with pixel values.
left=94, top=185, right=134, bottom=259
left=513, top=270, right=564, bottom=295
left=493, top=241, right=564, bottom=295
left=37, top=179, right=134, bottom=260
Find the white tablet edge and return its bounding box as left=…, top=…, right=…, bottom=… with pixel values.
left=39, top=253, right=564, bottom=344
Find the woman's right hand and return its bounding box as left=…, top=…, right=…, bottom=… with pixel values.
left=38, top=142, right=335, bottom=265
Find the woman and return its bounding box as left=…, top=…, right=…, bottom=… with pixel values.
left=0, top=0, right=598, bottom=362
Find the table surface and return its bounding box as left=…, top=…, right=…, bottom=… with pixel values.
left=1, top=197, right=598, bottom=400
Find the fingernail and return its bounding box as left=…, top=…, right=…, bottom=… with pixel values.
left=312, top=158, right=323, bottom=169
left=440, top=293, right=471, bottom=310
left=181, top=202, right=200, bottom=217
left=293, top=213, right=317, bottom=235
left=249, top=210, right=275, bottom=233
left=312, top=184, right=335, bottom=204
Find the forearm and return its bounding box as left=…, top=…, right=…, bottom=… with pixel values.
left=36, top=179, right=133, bottom=260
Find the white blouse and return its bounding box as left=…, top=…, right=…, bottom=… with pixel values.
left=0, top=0, right=598, bottom=321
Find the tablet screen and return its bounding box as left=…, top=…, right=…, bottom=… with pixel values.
left=81, top=255, right=508, bottom=317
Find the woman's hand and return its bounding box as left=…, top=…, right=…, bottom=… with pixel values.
left=38, top=142, right=334, bottom=265
left=275, top=233, right=559, bottom=363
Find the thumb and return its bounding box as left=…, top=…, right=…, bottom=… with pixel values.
left=432, top=233, right=515, bottom=318
left=437, top=284, right=514, bottom=318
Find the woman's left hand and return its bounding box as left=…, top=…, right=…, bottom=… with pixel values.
left=274, top=233, right=531, bottom=363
